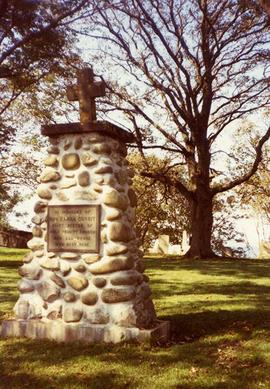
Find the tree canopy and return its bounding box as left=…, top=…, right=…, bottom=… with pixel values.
left=0, top=0, right=93, bottom=225
left=77, top=0, right=270, bottom=257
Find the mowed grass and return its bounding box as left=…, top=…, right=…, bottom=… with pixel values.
left=1, top=249, right=270, bottom=388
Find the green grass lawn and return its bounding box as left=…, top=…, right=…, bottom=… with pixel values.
left=1, top=249, right=270, bottom=388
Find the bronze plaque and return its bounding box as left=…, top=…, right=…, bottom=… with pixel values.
left=47, top=205, right=100, bottom=252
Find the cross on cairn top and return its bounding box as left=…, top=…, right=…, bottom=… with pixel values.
left=67, top=67, right=106, bottom=126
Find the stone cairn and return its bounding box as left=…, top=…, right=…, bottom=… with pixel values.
left=2, top=67, right=169, bottom=343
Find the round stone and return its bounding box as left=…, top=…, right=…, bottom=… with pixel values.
left=18, top=280, right=34, bottom=293
left=111, top=272, right=139, bottom=286
left=81, top=291, right=98, bottom=305
left=65, top=172, right=75, bottom=178
left=108, top=222, right=132, bottom=242
left=92, top=184, right=102, bottom=193
left=49, top=138, right=59, bottom=146
left=63, top=307, right=83, bottom=323
left=60, top=262, right=71, bottom=276
left=41, top=257, right=59, bottom=271
left=40, top=168, right=61, bottom=183
left=139, top=283, right=152, bottom=299
left=35, top=250, right=44, bottom=257
left=15, top=300, right=30, bottom=319
left=81, top=152, right=98, bottom=167
left=92, top=143, right=111, bottom=154
left=74, top=136, right=82, bottom=149
left=93, top=277, right=107, bottom=288
left=62, top=153, right=80, bottom=170
left=105, top=243, right=128, bottom=256
left=74, top=264, right=86, bottom=273
left=50, top=273, right=65, bottom=288
left=47, top=310, right=62, bottom=320
left=37, top=185, right=52, bottom=200
left=95, top=177, right=104, bottom=185
left=85, top=307, right=109, bottom=324
left=34, top=201, right=48, bottom=213
left=88, top=134, right=104, bottom=143
left=89, top=256, right=134, bottom=275
left=100, top=157, right=112, bottom=164
left=82, top=254, right=100, bottom=264
left=101, top=229, right=107, bottom=244
left=103, top=175, right=117, bottom=186
left=31, top=215, right=44, bottom=225
left=104, top=189, right=128, bottom=210
left=47, top=146, right=60, bottom=154
left=110, top=305, right=137, bottom=327
left=60, top=178, right=76, bottom=189
left=67, top=276, right=88, bottom=291
left=106, top=208, right=121, bottom=221
left=37, top=281, right=60, bottom=302
left=63, top=139, right=72, bottom=150
left=56, top=191, right=69, bottom=201
left=64, top=292, right=76, bottom=302
left=136, top=260, right=146, bottom=273
left=101, top=287, right=135, bottom=303
left=44, top=155, right=58, bottom=167
left=18, top=264, right=41, bottom=280
left=23, top=252, right=33, bottom=263
left=78, top=171, right=90, bottom=187
left=32, top=226, right=42, bottom=237
left=115, top=185, right=125, bottom=192
left=95, top=165, right=113, bottom=174
left=60, top=252, right=79, bottom=260
left=128, top=188, right=137, bottom=207
left=27, top=238, right=44, bottom=251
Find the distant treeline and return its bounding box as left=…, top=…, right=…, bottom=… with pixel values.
left=0, top=228, right=31, bottom=248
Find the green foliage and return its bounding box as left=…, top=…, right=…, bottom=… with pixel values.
left=128, top=153, right=190, bottom=248
left=0, top=0, right=85, bottom=140
left=0, top=0, right=89, bottom=223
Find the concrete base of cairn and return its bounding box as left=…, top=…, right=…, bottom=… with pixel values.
left=1, top=319, right=170, bottom=344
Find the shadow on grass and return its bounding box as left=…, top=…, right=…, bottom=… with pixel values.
left=145, top=257, right=270, bottom=281
left=0, top=260, right=22, bottom=269
left=164, top=308, right=270, bottom=342
left=150, top=279, right=270, bottom=303
left=0, top=332, right=269, bottom=389
left=0, top=370, right=128, bottom=389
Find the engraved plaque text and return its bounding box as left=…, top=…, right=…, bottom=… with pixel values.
left=47, top=205, right=100, bottom=252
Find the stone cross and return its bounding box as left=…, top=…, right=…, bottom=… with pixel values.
left=67, top=67, right=106, bottom=125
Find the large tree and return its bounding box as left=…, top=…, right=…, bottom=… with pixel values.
left=79, top=0, right=270, bottom=258
left=0, top=0, right=94, bottom=225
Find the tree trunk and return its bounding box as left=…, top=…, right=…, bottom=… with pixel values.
left=185, top=191, right=217, bottom=259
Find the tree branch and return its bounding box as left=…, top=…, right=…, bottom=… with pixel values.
left=212, top=126, right=270, bottom=194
